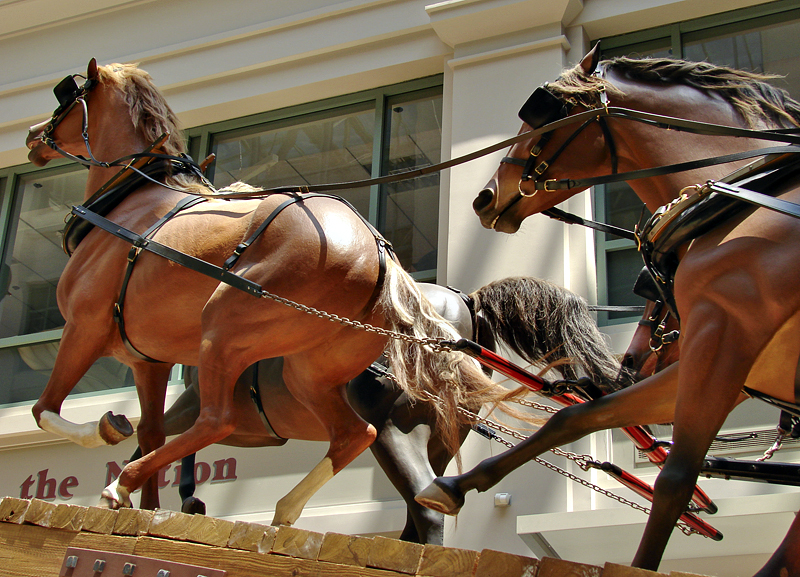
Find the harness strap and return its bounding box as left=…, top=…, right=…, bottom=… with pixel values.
left=224, top=193, right=330, bottom=271
left=248, top=363, right=288, bottom=444
left=113, top=195, right=208, bottom=363
left=71, top=205, right=265, bottom=296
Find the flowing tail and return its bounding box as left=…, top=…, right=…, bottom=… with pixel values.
left=378, top=260, right=530, bottom=456
left=471, top=276, right=633, bottom=393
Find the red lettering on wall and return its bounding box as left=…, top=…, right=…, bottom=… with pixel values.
left=59, top=476, right=79, bottom=499
left=212, top=458, right=237, bottom=482
left=194, top=461, right=211, bottom=485
left=35, top=469, right=57, bottom=500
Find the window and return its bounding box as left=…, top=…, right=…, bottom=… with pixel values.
left=595, top=0, right=800, bottom=324
left=0, top=166, right=135, bottom=405
left=0, top=77, right=443, bottom=406
left=203, top=81, right=443, bottom=277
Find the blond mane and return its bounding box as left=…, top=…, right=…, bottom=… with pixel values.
left=98, top=63, right=214, bottom=194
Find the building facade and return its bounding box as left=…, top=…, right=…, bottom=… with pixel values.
left=1, top=1, right=800, bottom=575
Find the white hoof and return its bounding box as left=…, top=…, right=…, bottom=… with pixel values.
left=99, top=479, right=132, bottom=509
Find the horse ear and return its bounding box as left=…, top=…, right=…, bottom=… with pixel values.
left=579, top=43, right=601, bottom=75
left=87, top=58, right=98, bottom=80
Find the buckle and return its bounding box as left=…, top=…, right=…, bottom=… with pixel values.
left=543, top=179, right=559, bottom=191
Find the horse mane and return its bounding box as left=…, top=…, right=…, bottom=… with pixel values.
left=550, top=56, right=800, bottom=128
left=98, top=63, right=213, bottom=194
left=470, top=277, right=631, bottom=392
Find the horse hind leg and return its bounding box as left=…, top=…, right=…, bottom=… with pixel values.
left=272, top=360, right=379, bottom=527
left=33, top=324, right=134, bottom=448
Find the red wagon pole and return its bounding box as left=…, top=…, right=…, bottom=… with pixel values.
left=450, top=338, right=720, bottom=534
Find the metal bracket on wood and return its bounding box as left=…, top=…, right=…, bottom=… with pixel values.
left=59, top=548, right=226, bottom=577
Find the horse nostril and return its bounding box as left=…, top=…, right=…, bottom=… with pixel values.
left=473, top=188, right=495, bottom=214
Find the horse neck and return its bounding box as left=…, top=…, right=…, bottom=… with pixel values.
left=606, top=73, right=770, bottom=211
left=82, top=89, right=154, bottom=202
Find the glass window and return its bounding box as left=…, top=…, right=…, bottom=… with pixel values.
left=211, top=105, right=375, bottom=218
left=208, top=86, right=443, bottom=276
left=380, top=91, right=442, bottom=274
left=0, top=168, right=134, bottom=405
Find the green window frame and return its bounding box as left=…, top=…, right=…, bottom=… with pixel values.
left=594, top=0, right=800, bottom=325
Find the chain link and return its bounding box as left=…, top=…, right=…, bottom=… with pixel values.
left=259, top=285, right=703, bottom=538
left=259, top=287, right=455, bottom=352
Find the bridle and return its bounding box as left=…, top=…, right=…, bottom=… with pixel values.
left=489, top=69, right=800, bottom=232
left=39, top=73, right=108, bottom=167
left=35, top=72, right=213, bottom=192
left=491, top=73, right=618, bottom=230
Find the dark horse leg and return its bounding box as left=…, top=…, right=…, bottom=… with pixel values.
left=416, top=363, right=681, bottom=515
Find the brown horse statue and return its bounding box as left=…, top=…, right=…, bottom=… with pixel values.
left=416, top=45, right=800, bottom=575
left=137, top=276, right=626, bottom=543
left=25, top=58, right=515, bottom=526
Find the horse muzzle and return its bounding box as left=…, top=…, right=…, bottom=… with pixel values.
left=473, top=180, right=501, bottom=230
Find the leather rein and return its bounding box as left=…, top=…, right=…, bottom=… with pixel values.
left=39, top=71, right=800, bottom=246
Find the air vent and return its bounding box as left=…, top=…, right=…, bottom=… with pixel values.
left=635, top=427, right=800, bottom=464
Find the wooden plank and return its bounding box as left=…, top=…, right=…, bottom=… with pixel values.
left=474, top=548, right=539, bottom=577
left=227, top=521, right=275, bottom=552
left=148, top=509, right=193, bottom=540
left=418, top=543, right=479, bottom=576
left=69, top=532, right=138, bottom=555
left=22, top=498, right=57, bottom=527
left=0, top=497, right=29, bottom=524
left=132, top=536, right=399, bottom=577
left=81, top=507, right=118, bottom=534
left=0, top=522, right=76, bottom=577
left=50, top=504, right=86, bottom=532
left=318, top=532, right=373, bottom=567
left=601, top=562, right=668, bottom=577
left=537, top=557, right=600, bottom=577
left=367, top=535, right=423, bottom=575
left=186, top=513, right=235, bottom=547
left=113, top=508, right=154, bottom=536
left=271, top=525, right=324, bottom=560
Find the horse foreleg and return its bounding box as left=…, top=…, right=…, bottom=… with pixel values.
left=132, top=362, right=173, bottom=510
left=632, top=310, right=751, bottom=570
left=33, top=324, right=134, bottom=447
left=99, top=357, right=242, bottom=509
left=415, top=363, right=681, bottom=515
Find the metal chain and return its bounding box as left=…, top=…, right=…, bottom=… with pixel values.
left=259, top=287, right=455, bottom=352
left=258, top=284, right=703, bottom=537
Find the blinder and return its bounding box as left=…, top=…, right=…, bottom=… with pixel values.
left=518, top=86, right=571, bottom=129
left=53, top=74, right=92, bottom=115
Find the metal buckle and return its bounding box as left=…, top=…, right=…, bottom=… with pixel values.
left=543, top=179, right=559, bottom=192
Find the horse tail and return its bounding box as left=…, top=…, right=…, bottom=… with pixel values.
left=470, top=276, right=632, bottom=393
left=377, top=260, right=532, bottom=457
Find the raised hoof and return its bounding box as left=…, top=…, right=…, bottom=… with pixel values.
left=181, top=496, right=207, bottom=516
left=98, top=411, right=134, bottom=445
left=415, top=478, right=464, bottom=516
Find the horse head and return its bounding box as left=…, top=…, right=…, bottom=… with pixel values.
left=26, top=59, right=185, bottom=174
left=474, top=45, right=616, bottom=233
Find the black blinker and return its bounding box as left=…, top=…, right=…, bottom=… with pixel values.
left=54, top=75, right=81, bottom=109
left=518, top=87, right=568, bottom=129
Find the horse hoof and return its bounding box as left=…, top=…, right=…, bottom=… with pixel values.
left=181, top=497, right=207, bottom=516
left=415, top=478, right=464, bottom=516
left=98, top=411, right=134, bottom=445
left=99, top=480, right=132, bottom=510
